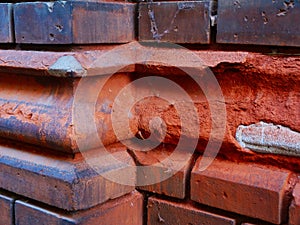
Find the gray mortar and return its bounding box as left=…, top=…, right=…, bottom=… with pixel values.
left=236, top=121, right=300, bottom=157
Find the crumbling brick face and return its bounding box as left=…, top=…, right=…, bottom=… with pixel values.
left=191, top=157, right=298, bottom=224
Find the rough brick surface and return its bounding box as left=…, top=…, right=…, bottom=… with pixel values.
left=0, top=72, right=136, bottom=153
left=15, top=191, right=143, bottom=225
left=0, top=3, right=13, bottom=43
left=191, top=157, right=297, bottom=224
left=289, top=182, right=300, bottom=225
left=129, top=143, right=196, bottom=199
left=148, top=197, right=236, bottom=225
left=0, top=140, right=135, bottom=211
left=0, top=191, right=15, bottom=225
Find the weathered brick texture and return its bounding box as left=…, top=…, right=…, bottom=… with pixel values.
left=15, top=191, right=143, bottom=225
left=289, top=181, right=300, bottom=225
left=148, top=197, right=236, bottom=225
left=191, top=157, right=297, bottom=224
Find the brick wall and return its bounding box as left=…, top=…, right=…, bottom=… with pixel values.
left=0, top=0, right=299, bottom=225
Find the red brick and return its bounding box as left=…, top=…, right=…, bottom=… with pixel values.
left=0, top=191, right=15, bottom=225
left=130, top=144, right=196, bottom=199
left=148, top=197, right=236, bottom=225
left=15, top=191, right=143, bottom=225
left=0, top=140, right=135, bottom=211
left=191, top=157, right=297, bottom=224
left=289, top=182, right=300, bottom=225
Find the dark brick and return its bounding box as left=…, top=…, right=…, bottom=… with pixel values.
left=139, top=1, right=211, bottom=43
left=289, top=182, right=300, bottom=225
left=0, top=3, right=13, bottom=43
left=148, top=197, right=236, bottom=225
left=14, top=1, right=136, bottom=44
left=14, top=1, right=72, bottom=44
left=0, top=191, right=15, bottom=225
left=15, top=191, right=143, bottom=225
left=72, top=2, right=136, bottom=43
left=217, top=0, right=300, bottom=47
left=191, top=157, right=297, bottom=224
left=0, top=141, right=135, bottom=211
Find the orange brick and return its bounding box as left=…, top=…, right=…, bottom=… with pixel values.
left=289, top=182, right=300, bottom=225
left=0, top=191, right=15, bottom=225
left=148, top=197, right=236, bottom=225
left=15, top=191, right=143, bottom=225
left=191, top=157, right=297, bottom=224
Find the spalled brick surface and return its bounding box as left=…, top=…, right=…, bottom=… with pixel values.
left=0, top=140, right=135, bottom=211
left=148, top=197, right=236, bottom=225
left=191, top=157, right=297, bottom=224
left=15, top=191, right=143, bottom=225
left=139, top=1, right=211, bottom=43
left=217, top=0, right=300, bottom=46
left=0, top=3, right=13, bottom=43
left=129, top=144, right=196, bottom=199
left=14, top=1, right=136, bottom=44
left=0, top=191, right=15, bottom=225
left=289, top=182, right=300, bottom=225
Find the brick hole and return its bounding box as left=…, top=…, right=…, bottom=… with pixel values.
left=49, top=33, right=55, bottom=41
left=55, top=24, right=63, bottom=32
